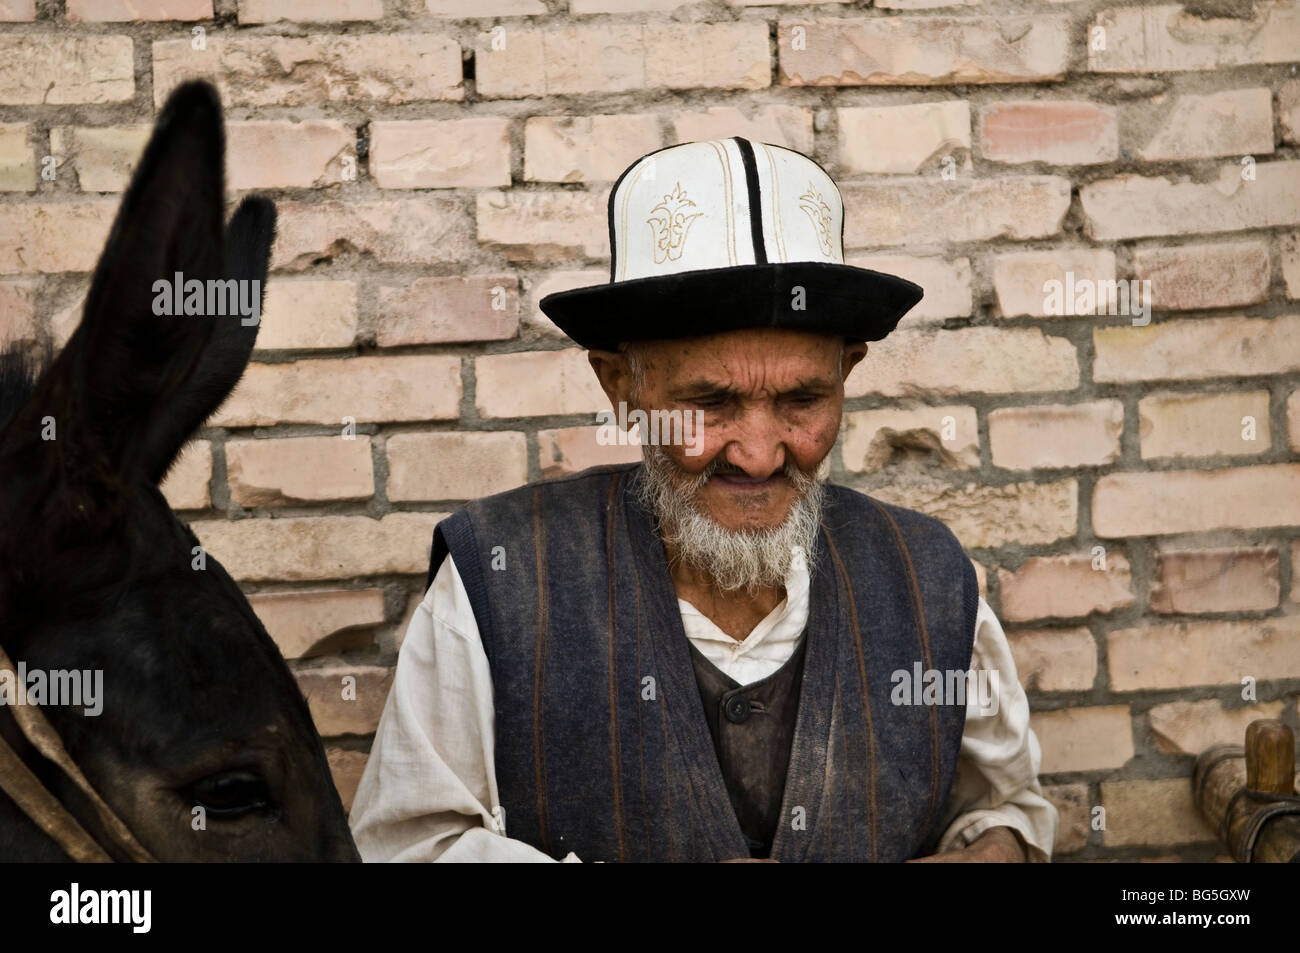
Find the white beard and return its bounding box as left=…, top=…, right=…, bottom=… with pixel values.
left=635, top=444, right=825, bottom=594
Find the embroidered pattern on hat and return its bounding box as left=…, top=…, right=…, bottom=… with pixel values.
left=646, top=181, right=704, bottom=264
left=797, top=182, right=834, bottom=257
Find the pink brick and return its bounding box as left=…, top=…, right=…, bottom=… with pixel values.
left=1138, top=390, right=1270, bottom=460
left=1032, top=706, right=1134, bottom=773
left=160, top=440, right=212, bottom=510
left=371, top=118, right=510, bottom=189
left=838, top=102, right=971, bottom=174
left=1132, top=241, right=1270, bottom=311
left=298, top=666, right=392, bottom=736
left=537, top=426, right=644, bottom=477
left=227, top=121, right=354, bottom=189
left=0, top=36, right=133, bottom=105
left=779, top=16, right=1069, bottom=86
left=1150, top=547, right=1279, bottom=614
left=239, top=0, right=382, bottom=20
left=259, top=280, right=357, bottom=350
left=992, top=248, right=1117, bottom=319
left=387, top=431, right=527, bottom=501
left=998, top=554, right=1133, bottom=622
left=1094, top=315, right=1300, bottom=384
left=68, top=0, right=210, bottom=19
left=525, top=269, right=606, bottom=340
left=980, top=101, right=1118, bottom=165
left=476, top=190, right=608, bottom=263
left=249, top=588, right=384, bottom=659
left=672, top=106, right=814, bottom=155
left=1107, top=617, right=1300, bottom=691
left=377, top=276, right=518, bottom=347
left=226, top=436, right=375, bottom=506
left=841, top=405, right=980, bottom=471
left=272, top=199, right=475, bottom=271
left=476, top=349, right=608, bottom=418
left=0, top=203, right=116, bottom=274
left=845, top=254, right=971, bottom=322
left=524, top=115, right=663, bottom=184
left=1137, top=88, right=1274, bottom=161
left=0, top=280, right=36, bottom=345
left=1100, top=779, right=1215, bottom=848
left=1089, top=3, right=1300, bottom=74
left=0, top=0, right=35, bottom=20
left=989, top=401, right=1123, bottom=469
left=1093, top=464, right=1300, bottom=537
left=1006, top=627, right=1097, bottom=692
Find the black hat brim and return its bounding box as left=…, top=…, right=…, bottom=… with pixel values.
left=538, top=261, right=923, bottom=351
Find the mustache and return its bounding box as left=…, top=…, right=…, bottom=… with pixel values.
left=687, top=456, right=818, bottom=492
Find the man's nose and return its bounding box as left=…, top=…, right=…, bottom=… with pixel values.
left=720, top=408, right=788, bottom=478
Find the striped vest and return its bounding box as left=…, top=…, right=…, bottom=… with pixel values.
left=427, top=463, right=978, bottom=862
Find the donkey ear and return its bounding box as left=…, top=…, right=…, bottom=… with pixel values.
left=44, top=80, right=234, bottom=483
left=138, top=195, right=276, bottom=486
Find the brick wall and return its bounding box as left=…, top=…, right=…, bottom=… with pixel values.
left=1, top=0, right=1298, bottom=861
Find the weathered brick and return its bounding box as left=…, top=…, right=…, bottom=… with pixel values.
left=525, top=269, right=605, bottom=340
left=999, top=554, right=1133, bottom=622
left=387, top=431, right=527, bottom=501
left=841, top=405, right=979, bottom=471
left=1150, top=546, right=1279, bottom=614
left=227, top=121, right=354, bottom=190
left=1100, top=779, right=1215, bottom=847
left=1088, top=3, right=1300, bottom=74
left=980, top=101, right=1118, bottom=166
left=845, top=254, right=971, bottom=322
left=838, top=102, right=970, bottom=174
left=847, top=327, right=1078, bottom=398
left=476, top=190, right=608, bottom=263
left=192, top=512, right=442, bottom=581
left=524, top=115, right=663, bottom=184
left=422, top=0, right=544, bottom=13
left=842, top=176, right=1070, bottom=248
left=272, top=199, right=475, bottom=271
left=475, top=23, right=769, bottom=98
left=1107, top=616, right=1300, bottom=690
left=537, top=425, right=643, bottom=478
left=0, top=280, right=36, bottom=345
left=1094, top=315, right=1300, bottom=384
left=868, top=478, right=1077, bottom=549
left=226, top=436, right=375, bottom=505
left=1138, top=390, right=1270, bottom=460
left=68, top=0, right=209, bottom=18
left=779, top=16, right=1068, bottom=86
left=1293, top=542, right=1300, bottom=604
left=49, top=125, right=149, bottom=193
left=153, top=35, right=462, bottom=108
left=1137, top=88, right=1274, bottom=162
left=1006, top=627, right=1097, bottom=692
left=1031, top=706, right=1134, bottom=773
left=476, top=348, right=608, bottom=418
left=258, top=280, right=357, bottom=350
left=249, top=588, right=384, bottom=659
left=574, top=0, right=691, bottom=10
left=0, top=203, right=116, bottom=274
left=160, top=440, right=212, bottom=511
left=672, top=106, right=814, bottom=155
left=1149, top=699, right=1286, bottom=756
left=1094, top=465, right=1300, bottom=537
left=0, top=0, right=35, bottom=20
left=371, top=118, right=510, bottom=189
left=0, top=124, right=34, bottom=192
left=1283, top=232, right=1300, bottom=299
left=1081, top=162, right=1300, bottom=241
left=239, top=0, right=382, bottom=21
left=1289, top=388, right=1300, bottom=451
left=210, top=356, right=463, bottom=427
left=1043, top=783, right=1090, bottom=854
left=327, top=748, right=367, bottom=814
left=1281, top=80, right=1300, bottom=146
left=377, top=276, right=518, bottom=347
left=297, top=666, right=392, bottom=736
left=0, top=36, right=133, bottom=105
left=993, top=249, right=1117, bottom=319
left=1132, top=240, right=1270, bottom=311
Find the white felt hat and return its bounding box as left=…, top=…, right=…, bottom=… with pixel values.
left=539, top=137, right=922, bottom=351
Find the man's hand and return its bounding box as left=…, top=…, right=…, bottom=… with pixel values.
left=905, top=826, right=1027, bottom=863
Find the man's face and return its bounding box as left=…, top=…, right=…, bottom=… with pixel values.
left=594, top=328, right=868, bottom=532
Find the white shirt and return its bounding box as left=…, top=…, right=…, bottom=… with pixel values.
left=350, top=548, right=1058, bottom=863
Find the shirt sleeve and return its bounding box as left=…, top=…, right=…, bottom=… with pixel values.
left=934, top=596, right=1059, bottom=863
left=348, top=554, right=579, bottom=863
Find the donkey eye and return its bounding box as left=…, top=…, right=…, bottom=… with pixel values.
left=187, top=770, right=271, bottom=819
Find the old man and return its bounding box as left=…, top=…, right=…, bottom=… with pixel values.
left=350, top=138, right=1057, bottom=862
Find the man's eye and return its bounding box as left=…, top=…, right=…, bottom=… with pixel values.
left=785, top=394, right=823, bottom=407
left=186, top=770, right=272, bottom=819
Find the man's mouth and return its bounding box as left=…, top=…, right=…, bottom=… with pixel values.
left=707, top=471, right=787, bottom=493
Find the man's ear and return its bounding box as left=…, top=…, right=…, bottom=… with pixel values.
left=842, top=341, right=869, bottom=380
left=588, top=349, right=635, bottom=409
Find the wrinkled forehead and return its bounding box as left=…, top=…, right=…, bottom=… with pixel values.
left=630, top=329, right=849, bottom=390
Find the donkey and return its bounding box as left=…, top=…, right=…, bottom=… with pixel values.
left=0, top=82, right=359, bottom=861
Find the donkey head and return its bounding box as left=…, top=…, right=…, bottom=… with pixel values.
left=0, top=82, right=359, bottom=861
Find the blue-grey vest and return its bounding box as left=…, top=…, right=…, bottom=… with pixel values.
left=427, top=463, right=979, bottom=862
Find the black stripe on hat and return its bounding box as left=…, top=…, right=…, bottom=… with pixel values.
left=732, top=137, right=767, bottom=265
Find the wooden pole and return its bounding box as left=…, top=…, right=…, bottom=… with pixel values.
left=1194, top=718, right=1300, bottom=863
